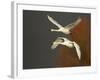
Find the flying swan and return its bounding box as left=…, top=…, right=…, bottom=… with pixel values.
left=47, top=15, right=82, bottom=34
left=51, top=37, right=81, bottom=60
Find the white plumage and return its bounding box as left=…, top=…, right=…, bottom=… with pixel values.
left=51, top=37, right=81, bottom=60
left=48, top=15, right=82, bottom=60
left=47, top=15, right=82, bottom=34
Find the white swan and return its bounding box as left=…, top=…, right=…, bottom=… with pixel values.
left=51, top=37, right=81, bottom=60
left=47, top=15, right=82, bottom=34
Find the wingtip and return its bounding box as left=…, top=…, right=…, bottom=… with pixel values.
left=47, top=15, right=50, bottom=18
left=78, top=55, right=81, bottom=60
left=78, top=16, right=82, bottom=22
left=78, top=50, right=81, bottom=60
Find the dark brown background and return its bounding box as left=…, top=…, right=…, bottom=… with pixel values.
left=55, top=16, right=91, bottom=67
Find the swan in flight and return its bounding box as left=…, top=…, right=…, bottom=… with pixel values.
left=51, top=37, right=81, bottom=60
left=47, top=15, right=82, bottom=34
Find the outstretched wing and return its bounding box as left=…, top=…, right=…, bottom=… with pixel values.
left=47, top=15, right=63, bottom=28
left=51, top=41, right=59, bottom=49
left=51, top=37, right=64, bottom=49
left=73, top=42, right=81, bottom=60
left=65, top=17, right=82, bottom=30
left=51, top=43, right=59, bottom=49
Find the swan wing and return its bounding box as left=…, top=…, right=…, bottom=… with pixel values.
left=65, top=17, right=82, bottom=30
left=47, top=15, right=63, bottom=29
left=51, top=43, right=59, bottom=49
left=51, top=37, right=64, bottom=49
left=73, top=42, right=81, bottom=60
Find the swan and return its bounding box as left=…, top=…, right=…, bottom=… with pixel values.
left=47, top=15, right=82, bottom=34
left=51, top=37, right=81, bottom=60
